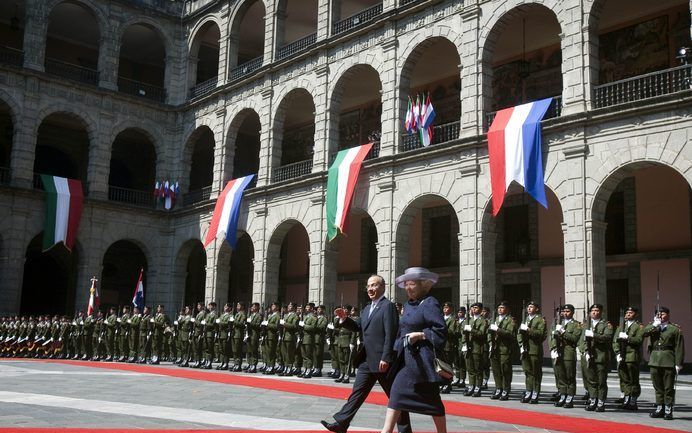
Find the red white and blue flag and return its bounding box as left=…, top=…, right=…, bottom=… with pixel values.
left=132, top=269, right=144, bottom=310
left=419, top=94, right=436, bottom=146
left=204, top=174, right=255, bottom=249
left=488, top=98, right=552, bottom=216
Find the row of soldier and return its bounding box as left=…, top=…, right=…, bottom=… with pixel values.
left=441, top=300, right=684, bottom=420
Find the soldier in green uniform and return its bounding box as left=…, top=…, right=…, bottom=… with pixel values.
left=335, top=305, right=356, bottom=384
left=245, top=302, right=262, bottom=373
left=517, top=301, right=547, bottom=404
left=178, top=306, right=193, bottom=367
left=643, top=306, right=684, bottom=420
left=191, top=302, right=206, bottom=368
left=280, top=302, right=299, bottom=376
left=489, top=301, right=516, bottom=401
left=82, top=310, right=94, bottom=360
left=454, top=307, right=467, bottom=389
left=612, top=306, right=644, bottom=410
left=92, top=311, right=104, bottom=361
left=231, top=302, right=247, bottom=371
left=172, top=308, right=184, bottom=363
left=203, top=302, right=217, bottom=369
left=138, top=306, right=152, bottom=363
left=118, top=306, right=131, bottom=362
left=300, top=302, right=317, bottom=378
left=580, top=303, right=613, bottom=412
left=216, top=303, right=232, bottom=370
left=151, top=304, right=170, bottom=364
left=104, top=307, right=118, bottom=361
left=327, top=310, right=340, bottom=378
left=262, top=302, right=281, bottom=374
left=294, top=305, right=304, bottom=374
left=313, top=305, right=328, bottom=377
left=480, top=306, right=492, bottom=390
left=462, top=302, right=488, bottom=397
left=71, top=311, right=84, bottom=359
left=550, top=304, right=581, bottom=408
left=440, top=302, right=458, bottom=394
left=127, top=306, right=141, bottom=363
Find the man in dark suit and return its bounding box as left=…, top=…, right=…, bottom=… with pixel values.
left=321, top=275, right=411, bottom=433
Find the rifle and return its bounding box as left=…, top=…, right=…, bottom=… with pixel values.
left=555, top=296, right=563, bottom=357
left=584, top=294, right=594, bottom=367
left=519, top=299, right=528, bottom=358
left=618, top=307, right=626, bottom=366
left=655, top=271, right=661, bottom=320
left=463, top=297, right=471, bottom=354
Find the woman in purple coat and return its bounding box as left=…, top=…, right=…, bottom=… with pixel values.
left=381, top=267, right=448, bottom=433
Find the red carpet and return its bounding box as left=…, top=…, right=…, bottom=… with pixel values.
left=3, top=359, right=688, bottom=433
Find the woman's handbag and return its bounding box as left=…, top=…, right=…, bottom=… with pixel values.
left=434, top=355, right=454, bottom=380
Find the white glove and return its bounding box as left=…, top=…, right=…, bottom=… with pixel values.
left=576, top=348, right=581, bottom=357
left=279, top=319, right=285, bottom=325
left=356, top=338, right=361, bottom=346
left=215, top=319, right=220, bottom=324
left=246, top=318, right=251, bottom=323
left=201, top=320, right=206, bottom=325
left=489, top=324, right=498, bottom=331
left=327, top=323, right=334, bottom=330
left=555, top=324, right=563, bottom=332
left=174, top=321, right=178, bottom=325
left=58, top=337, right=62, bottom=342
left=326, top=338, right=331, bottom=345
left=520, top=323, right=529, bottom=331
left=458, top=318, right=463, bottom=324
left=550, top=349, right=559, bottom=359
left=461, top=344, right=468, bottom=354
left=616, top=354, right=622, bottom=363
left=299, top=321, right=305, bottom=327
left=519, top=346, right=525, bottom=355
left=127, top=320, right=131, bottom=324
left=618, top=332, right=628, bottom=340
left=190, top=318, right=196, bottom=323
left=72, top=321, right=77, bottom=325
left=261, top=320, right=268, bottom=326
left=652, top=318, right=662, bottom=327
left=79, top=321, right=84, bottom=325
left=149, top=318, right=154, bottom=323
left=464, top=325, right=472, bottom=332
left=676, top=365, right=682, bottom=374
left=585, top=329, right=594, bottom=338
left=349, top=344, right=355, bottom=350
left=116, top=319, right=121, bottom=323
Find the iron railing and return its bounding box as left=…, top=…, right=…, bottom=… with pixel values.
left=33, top=173, right=88, bottom=195
left=400, top=121, right=461, bottom=152
left=182, top=185, right=213, bottom=207
left=400, top=0, right=423, bottom=5
left=189, top=76, right=218, bottom=99
left=272, top=158, right=313, bottom=183
left=108, top=185, right=156, bottom=208
left=277, top=33, right=317, bottom=61
left=329, top=141, right=381, bottom=166
left=332, top=3, right=383, bottom=36
left=45, top=58, right=98, bottom=85
left=0, top=45, right=23, bottom=67
left=594, top=65, right=692, bottom=109
left=484, top=95, right=562, bottom=131
left=0, top=167, right=10, bottom=185
left=117, top=76, right=166, bottom=103
left=229, top=56, right=263, bottom=82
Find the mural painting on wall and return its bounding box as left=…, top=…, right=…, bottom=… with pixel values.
left=492, top=47, right=562, bottom=111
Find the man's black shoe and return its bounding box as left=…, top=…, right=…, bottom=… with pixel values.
left=320, top=420, right=346, bottom=433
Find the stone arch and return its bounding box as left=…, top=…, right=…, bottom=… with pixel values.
left=34, top=110, right=94, bottom=182
left=225, top=106, right=262, bottom=181
left=109, top=121, right=164, bottom=164
left=216, top=232, right=256, bottom=305
left=46, top=0, right=108, bottom=30
left=0, top=90, right=21, bottom=126
left=181, top=124, right=216, bottom=193
left=0, top=93, right=20, bottom=172
left=108, top=127, right=158, bottom=192
left=266, top=218, right=311, bottom=304
left=328, top=57, right=386, bottom=99
left=117, top=17, right=174, bottom=57
left=174, top=239, right=207, bottom=307
left=228, top=0, right=270, bottom=34
left=272, top=87, right=316, bottom=168
left=34, top=106, right=98, bottom=146
left=187, top=15, right=223, bottom=49
left=187, top=17, right=222, bottom=89
left=100, top=239, right=149, bottom=310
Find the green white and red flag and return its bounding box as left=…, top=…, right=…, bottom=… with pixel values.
left=326, top=143, right=373, bottom=241
left=41, top=174, right=84, bottom=251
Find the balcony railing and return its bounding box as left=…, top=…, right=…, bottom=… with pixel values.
left=594, top=65, right=692, bottom=109
left=189, top=76, right=218, bottom=99
left=484, top=95, right=562, bottom=131
left=108, top=185, right=155, bottom=208
left=277, top=33, right=318, bottom=61
left=117, top=76, right=166, bottom=103
left=400, top=0, right=423, bottom=5
left=182, top=185, right=213, bottom=207
left=45, top=58, right=98, bottom=85
left=0, top=167, right=10, bottom=185
left=332, top=3, right=383, bottom=36
left=400, top=121, right=461, bottom=152
left=229, top=56, right=263, bottom=82
left=0, top=45, right=23, bottom=67
left=272, top=158, right=313, bottom=183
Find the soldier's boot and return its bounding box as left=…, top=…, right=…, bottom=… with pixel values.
left=615, top=393, right=625, bottom=404
left=464, top=386, right=473, bottom=397
left=663, top=405, right=673, bottom=420
left=459, top=380, right=466, bottom=389
left=264, top=366, right=275, bottom=375
left=330, top=369, right=340, bottom=379
left=490, top=389, right=501, bottom=400
left=440, top=384, right=451, bottom=394
left=595, top=400, right=605, bottom=412
left=472, top=386, right=481, bottom=397
left=627, top=396, right=638, bottom=411
left=555, top=394, right=566, bottom=407
left=499, top=390, right=510, bottom=401
left=619, top=395, right=630, bottom=409
left=452, top=377, right=461, bottom=386
left=215, top=362, right=226, bottom=370
left=202, top=359, right=212, bottom=369
left=303, top=369, right=312, bottom=379
left=234, top=364, right=243, bottom=372
left=521, top=391, right=531, bottom=403
left=248, top=364, right=257, bottom=373
left=341, top=373, right=350, bottom=384
left=481, top=378, right=489, bottom=390
left=650, top=405, right=664, bottom=418
left=585, top=398, right=597, bottom=411
left=335, top=373, right=344, bottom=383
left=563, top=395, right=574, bottom=408
left=313, top=369, right=322, bottom=377
left=528, top=391, right=538, bottom=404
left=242, top=364, right=250, bottom=371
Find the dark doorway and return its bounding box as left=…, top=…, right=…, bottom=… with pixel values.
left=228, top=233, right=254, bottom=304
left=184, top=242, right=206, bottom=307
left=101, top=240, right=147, bottom=311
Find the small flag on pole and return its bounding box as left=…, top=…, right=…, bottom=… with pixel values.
left=87, top=276, right=99, bottom=316
left=132, top=269, right=144, bottom=310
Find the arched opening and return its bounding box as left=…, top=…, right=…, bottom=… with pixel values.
left=399, top=37, right=461, bottom=151
left=272, top=89, right=315, bottom=183
left=333, top=210, right=378, bottom=308
left=184, top=126, right=215, bottom=205
left=330, top=65, right=382, bottom=156
left=184, top=240, right=206, bottom=307
left=592, top=163, right=692, bottom=353
left=34, top=112, right=90, bottom=185
left=331, top=0, right=382, bottom=35
left=266, top=221, right=310, bottom=304
left=227, top=233, right=255, bottom=304
left=0, top=99, right=13, bottom=184
left=108, top=128, right=156, bottom=206
left=229, top=110, right=261, bottom=180
left=229, top=0, right=265, bottom=80
left=189, top=21, right=220, bottom=98
left=44, top=1, right=100, bottom=84
left=20, top=233, right=79, bottom=315
left=482, top=186, right=564, bottom=328
left=483, top=5, right=562, bottom=125
left=0, top=0, right=26, bottom=66
left=275, top=0, right=318, bottom=60
left=101, top=240, right=148, bottom=312
left=395, top=195, right=460, bottom=305
left=118, top=23, right=166, bottom=102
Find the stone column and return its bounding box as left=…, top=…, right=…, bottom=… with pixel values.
left=22, top=0, right=47, bottom=72
left=227, top=35, right=240, bottom=70
left=98, top=27, right=119, bottom=91
left=256, top=87, right=274, bottom=187
left=559, top=0, right=591, bottom=115
left=458, top=161, right=482, bottom=304
left=253, top=205, right=271, bottom=304
left=316, top=0, right=331, bottom=41
left=211, top=107, right=227, bottom=200
left=312, top=62, right=330, bottom=173
left=264, top=3, right=277, bottom=64
left=187, top=55, right=199, bottom=94
left=217, top=6, right=231, bottom=83
left=379, top=27, right=398, bottom=157
left=86, top=106, right=114, bottom=200
left=459, top=4, right=481, bottom=138
left=10, top=85, right=39, bottom=188
left=330, top=0, right=342, bottom=33
left=382, top=0, right=396, bottom=12
left=0, top=208, right=31, bottom=315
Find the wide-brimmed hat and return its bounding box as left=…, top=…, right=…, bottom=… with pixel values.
left=395, top=267, right=439, bottom=288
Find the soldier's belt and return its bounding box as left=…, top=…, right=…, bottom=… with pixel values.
left=652, top=346, right=674, bottom=351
